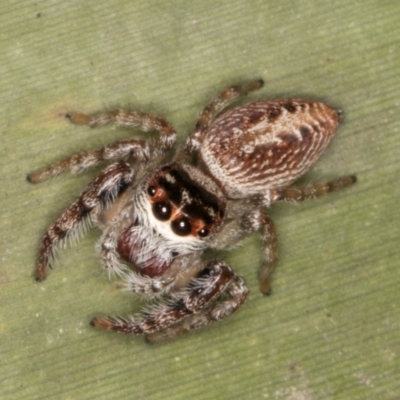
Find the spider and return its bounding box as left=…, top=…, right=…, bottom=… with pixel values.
left=28, top=79, right=356, bottom=342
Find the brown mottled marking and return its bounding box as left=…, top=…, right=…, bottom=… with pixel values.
left=283, top=102, right=297, bottom=113
left=199, top=100, right=340, bottom=198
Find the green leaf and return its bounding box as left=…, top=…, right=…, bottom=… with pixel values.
left=1, top=1, right=399, bottom=399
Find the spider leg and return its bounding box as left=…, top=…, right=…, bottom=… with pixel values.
left=268, top=175, right=357, bottom=204
left=145, top=274, right=248, bottom=343
left=257, top=213, right=278, bottom=296
left=66, top=110, right=176, bottom=156
left=27, top=110, right=176, bottom=183
left=27, top=139, right=149, bottom=184
left=256, top=176, right=357, bottom=293
left=227, top=209, right=276, bottom=296
left=185, top=79, right=264, bottom=153
left=34, top=161, right=134, bottom=281
left=209, top=207, right=277, bottom=295
left=91, top=261, right=249, bottom=340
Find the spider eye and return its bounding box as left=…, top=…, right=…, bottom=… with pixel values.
left=152, top=201, right=171, bottom=221
left=171, top=217, right=191, bottom=236
left=147, top=185, right=156, bottom=197
left=198, top=228, right=209, bottom=237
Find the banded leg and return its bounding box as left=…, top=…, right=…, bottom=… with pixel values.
left=28, top=139, right=149, bottom=184
left=269, top=175, right=357, bottom=204
left=238, top=209, right=277, bottom=296
left=256, top=175, right=357, bottom=293
left=146, top=274, right=249, bottom=343
left=185, top=79, right=264, bottom=153
left=35, top=161, right=134, bottom=281
left=27, top=110, right=176, bottom=184
left=258, top=213, right=278, bottom=296
left=91, top=261, right=249, bottom=340
left=67, top=110, right=176, bottom=155
left=210, top=208, right=277, bottom=295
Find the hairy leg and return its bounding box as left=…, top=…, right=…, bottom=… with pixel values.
left=66, top=110, right=177, bottom=155
left=146, top=274, right=249, bottom=343
left=212, top=176, right=356, bottom=296
left=268, top=175, right=357, bottom=204
left=91, top=260, right=249, bottom=340
left=257, top=175, right=357, bottom=293
left=35, top=161, right=134, bottom=281
left=28, top=139, right=148, bottom=184
left=257, top=213, right=278, bottom=296
left=232, top=209, right=277, bottom=296
left=27, top=110, right=176, bottom=183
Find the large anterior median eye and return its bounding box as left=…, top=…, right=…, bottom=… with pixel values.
left=152, top=201, right=171, bottom=221
left=171, top=217, right=191, bottom=236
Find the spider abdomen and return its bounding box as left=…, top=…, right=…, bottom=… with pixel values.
left=199, top=100, right=341, bottom=198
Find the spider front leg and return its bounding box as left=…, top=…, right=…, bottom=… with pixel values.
left=67, top=109, right=177, bottom=156
left=34, top=161, right=134, bottom=281
left=145, top=274, right=249, bottom=343
left=91, top=260, right=249, bottom=341
left=27, top=110, right=176, bottom=183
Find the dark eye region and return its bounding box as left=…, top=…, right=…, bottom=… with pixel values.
left=149, top=194, right=211, bottom=238
left=147, top=166, right=226, bottom=238
left=151, top=199, right=205, bottom=238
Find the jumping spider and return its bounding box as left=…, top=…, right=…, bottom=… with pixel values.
left=28, top=79, right=356, bottom=342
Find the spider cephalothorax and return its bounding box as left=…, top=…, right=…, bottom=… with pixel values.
left=116, top=162, right=226, bottom=278
left=28, top=79, right=356, bottom=342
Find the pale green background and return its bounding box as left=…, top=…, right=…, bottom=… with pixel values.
left=1, top=1, right=399, bottom=399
